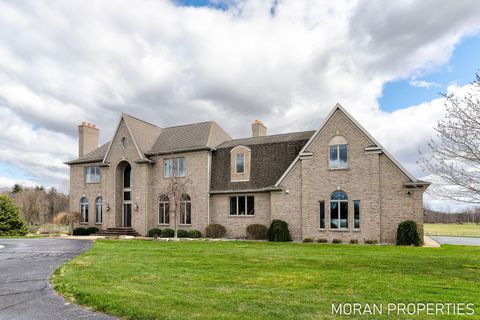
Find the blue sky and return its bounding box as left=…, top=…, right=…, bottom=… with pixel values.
left=380, top=34, right=480, bottom=111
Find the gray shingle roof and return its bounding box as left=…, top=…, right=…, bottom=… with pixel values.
left=65, top=141, right=110, bottom=164
left=216, top=130, right=315, bottom=149
left=210, top=131, right=314, bottom=192
left=146, top=121, right=214, bottom=155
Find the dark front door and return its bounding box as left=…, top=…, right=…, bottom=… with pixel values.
left=123, top=203, right=132, bottom=227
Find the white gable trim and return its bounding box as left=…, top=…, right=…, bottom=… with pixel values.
left=102, top=114, right=144, bottom=164
left=275, top=103, right=416, bottom=186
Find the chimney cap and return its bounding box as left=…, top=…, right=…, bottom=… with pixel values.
left=253, top=119, right=264, bottom=126
left=79, top=122, right=98, bottom=129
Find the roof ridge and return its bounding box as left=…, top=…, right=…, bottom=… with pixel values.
left=163, top=120, right=213, bottom=129
left=225, top=130, right=316, bottom=142
left=122, top=113, right=160, bottom=128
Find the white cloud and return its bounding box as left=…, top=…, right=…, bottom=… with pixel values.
left=0, top=0, right=479, bottom=211
left=409, top=80, right=441, bottom=89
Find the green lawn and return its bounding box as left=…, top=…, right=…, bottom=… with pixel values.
left=53, top=240, right=480, bottom=320
left=425, top=223, right=480, bottom=237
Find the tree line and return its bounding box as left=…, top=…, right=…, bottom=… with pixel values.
left=7, top=184, right=69, bottom=225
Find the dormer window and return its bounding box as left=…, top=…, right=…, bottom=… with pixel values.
left=236, top=154, right=244, bottom=173
left=329, top=135, right=348, bottom=169
left=230, top=146, right=251, bottom=182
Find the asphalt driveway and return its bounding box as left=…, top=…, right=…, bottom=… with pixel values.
left=430, top=236, right=480, bottom=246
left=0, top=238, right=115, bottom=320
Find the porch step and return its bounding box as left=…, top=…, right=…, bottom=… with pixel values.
left=97, top=227, right=140, bottom=236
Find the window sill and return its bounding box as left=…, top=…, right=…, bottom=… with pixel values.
left=158, top=223, right=170, bottom=226
left=231, top=179, right=250, bottom=182
left=80, top=222, right=88, bottom=225
left=229, top=215, right=255, bottom=218
left=85, top=182, right=101, bottom=184
left=328, top=167, right=349, bottom=171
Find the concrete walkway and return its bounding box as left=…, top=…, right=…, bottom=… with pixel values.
left=423, top=236, right=440, bottom=247
left=0, top=238, right=116, bottom=320
left=429, top=236, right=480, bottom=246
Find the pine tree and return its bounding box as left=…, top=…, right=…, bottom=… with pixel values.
left=0, top=195, right=28, bottom=236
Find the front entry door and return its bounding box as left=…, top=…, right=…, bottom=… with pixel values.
left=123, top=203, right=132, bottom=227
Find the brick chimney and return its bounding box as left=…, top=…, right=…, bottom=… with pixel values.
left=251, top=120, right=267, bottom=137
left=78, top=122, right=99, bottom=157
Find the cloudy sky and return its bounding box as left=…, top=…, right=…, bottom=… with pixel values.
left=0, top=0, right=479, bottom=211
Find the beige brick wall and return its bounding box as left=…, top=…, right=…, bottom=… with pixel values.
left=272, top=109, right=426, bottom=243
left=148, top=151, right=210, bottom=235
left=210, top=192, right=271, bottom=238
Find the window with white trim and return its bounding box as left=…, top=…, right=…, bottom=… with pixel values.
left=159, top=194, right=169, bottom=224
left=230, top=196, right=254, bottom=215
left=95, top=196, right=103, bottom=224
left=180, top=194, right=191, bottom=225
left=330, top=191, right=348, bottom=229
left=236, top=154, right=244, bottom=173
left=85, top=166, right=101, bottom=183
left=163, top=157, right=186, bottom=178
left=354, top=200, right=360, bottom=229
left=80, top=197, right=89, bottom=223
left=328, top=136, right=348, bottom=169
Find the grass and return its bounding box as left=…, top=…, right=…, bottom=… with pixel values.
left=53, top=240, right=480, bottom=320
left=424, top=223, right=480, bottom=237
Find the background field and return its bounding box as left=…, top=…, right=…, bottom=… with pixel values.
left=424, top=223, right=480, bottom=237
left=53, top=240, right=480, bottom=319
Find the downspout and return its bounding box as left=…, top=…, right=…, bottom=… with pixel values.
left=378, top=154, right=383, bottom=243
left=144, top=164, right=148, bottom=236
left=207, top=151, right=212, bottom=225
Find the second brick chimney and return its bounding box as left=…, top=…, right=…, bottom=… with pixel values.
left=78, top=122, right=99, bottom=157
left=251, top=120, right=267, bottom=137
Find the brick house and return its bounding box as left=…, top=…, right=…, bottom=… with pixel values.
left=66, top=104, right=429, bottom=243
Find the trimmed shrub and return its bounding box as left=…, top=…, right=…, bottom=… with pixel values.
left=148, top=228, right=162, bottom=237
left=246, top=224, right=268, bottom=240
left=177, top=229, right=188, bottom=238
left=161, top=228, right=175, bottom=238
left=267, top=219, right=292, bottom=242
left=188, top=229, right=202, bottom=238
left=73, top=227, right=88, bottom=236
left=397, top=220, right=422, bottom=246
left=302, top=238, right=314, bottom=243
left=0, top=195, right=28, bottom=236
left=316, top=238, right=328, bottom=243
left=332, top=238, right=342, bottom=244
left=365, top=239, right=378, bottom=245
left=350, top=239, right=358, bottom=244
left=86, top=227, right=99, bottom=235
left=206, top=224, right=226, bottom=238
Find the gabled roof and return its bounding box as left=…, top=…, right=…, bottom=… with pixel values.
left=66, top=114, right=232, bottom=165
left=275, top=103, right=424, bottom=187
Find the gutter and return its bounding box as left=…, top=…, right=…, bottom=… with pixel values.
left=210, top=187, right=283, bottom=194
left=145, top=146, right=213, bottom=157
left=64, top=159, right=110, bottom=166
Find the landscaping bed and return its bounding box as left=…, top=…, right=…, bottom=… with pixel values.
left=53, top=240, right=480, bottom=319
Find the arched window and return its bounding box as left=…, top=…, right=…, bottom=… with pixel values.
left=95, top=197, right=103, bottom=224
left=123, top=163, right=132, bottom=227
left=159, top=194, right=169, bottom=225
left=80, top=197, right=89, bottom=223
left=329, top=136, right=348, bottom=169
left=330, top=191, right=348, bottom=229
left=180, top=194, right=191, bottom=225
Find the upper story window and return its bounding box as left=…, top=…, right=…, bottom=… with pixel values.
left=85, top=166, right=100, bottom=183
left=163, top=157, right=186, bottom=178
left=230, top=146, right=250, bottom=182
left=236, top=154, right=244, bottom=173
left=329, top=135, right=348, bottom=169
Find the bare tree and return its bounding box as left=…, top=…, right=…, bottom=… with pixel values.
left=163, top=173, right=194, bottom=239
left=53, top=211, right=82, bottom=235
left=420, top=73, right=480, bottom=203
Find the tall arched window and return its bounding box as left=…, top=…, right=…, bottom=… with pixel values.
left=95, top=196, right=103, bottom=224
left=80, top=197, right=89, bottom=223
left=123, top=164, right=132, bottom=227
left=180, top=194, right=191, bottom=225
left=329, top=136, right=348, bottom=169
left=159, top=194, right=169, bottom=225
left=330, top=191, right=348, bottom=229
